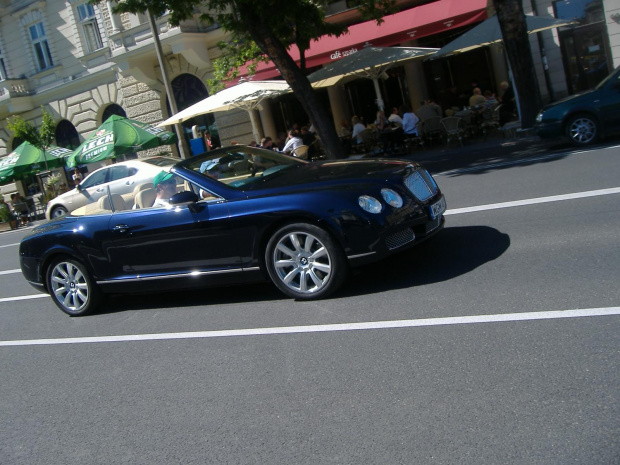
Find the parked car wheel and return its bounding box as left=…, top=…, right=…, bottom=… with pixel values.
left=566, top=114, right=598, bottom=146
left=46, top=257, right=101, bottom=316
left=51, top=205, right=68, bottom=218
left=265, top=223, right=348, bottom=300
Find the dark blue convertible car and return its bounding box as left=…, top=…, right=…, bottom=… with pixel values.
left=20, top=146, right=446, bottom=316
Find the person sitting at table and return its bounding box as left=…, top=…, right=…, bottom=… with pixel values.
left=388, top=107, right=403, bottom=127
left=339, top=119, right=352, bottom=138
left=259, top=136, right=276, bottom=150
left=400, top=104, right=420, bottom=137
left=375, top=110, right=388, bottom=131
left=10, top=193, right=30, bottom=226
left=351, top=116, right=366, bottom=144
left=417, top=98, right=442, bottom=121
left=282, top=128, right=303, bottom=155
left=469, top=87, right=486, bottom=108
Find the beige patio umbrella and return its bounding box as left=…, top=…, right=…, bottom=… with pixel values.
left=307, top=46, right=439, bottom=111
left=158, top=80, right=292, bottom=142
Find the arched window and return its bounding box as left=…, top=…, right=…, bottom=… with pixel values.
left=102, top=104, right=126, bottom=122
left=11, top=137, right=24, bottom=150
left=55, top=120, right=80, bottom=149
left=168, top=74, right=219, bottom=150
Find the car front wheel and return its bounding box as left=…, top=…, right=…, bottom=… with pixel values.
left=566, top=114, right=598, bottom=146
left=46, top=258, right=101, bottom=316
left=51, top=205, right=68, bottom=218
left=265, top=223, right=348, bottom=300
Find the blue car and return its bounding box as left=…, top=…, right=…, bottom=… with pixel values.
left=19, top=146, right=446, bottom=316
left=535, top=65, right=620, bottom=146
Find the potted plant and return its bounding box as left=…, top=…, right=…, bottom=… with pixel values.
left=0, top=199, right=18, bottom=229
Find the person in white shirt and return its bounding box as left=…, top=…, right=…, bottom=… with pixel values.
left=387, top=107, right=403, bottom=127
left=282, top=129, right=303, bottom=155
left=351, top=116, right=366, bottom=144
left=400, top=104, right=420, bottom=136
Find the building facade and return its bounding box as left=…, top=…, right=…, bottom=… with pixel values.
left=0, top=0, right=619, bottom=193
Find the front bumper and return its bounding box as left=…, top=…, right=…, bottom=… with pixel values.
left=343, top=194, right=446, bottom=266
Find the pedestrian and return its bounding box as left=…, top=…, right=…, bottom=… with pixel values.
left=72, top=168, right=82, bottom=186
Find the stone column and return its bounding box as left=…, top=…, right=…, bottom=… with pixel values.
left=258, top=99, right=277, bottom=141
left=327, top=85, right=350, bottom=130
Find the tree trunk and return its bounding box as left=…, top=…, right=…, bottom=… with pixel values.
left=493, top=0, right=543, bottom=129
left=246, top=23, right=346, bottom=159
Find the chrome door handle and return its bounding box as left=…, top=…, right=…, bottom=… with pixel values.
left=112, top=224, right=129, bottom=233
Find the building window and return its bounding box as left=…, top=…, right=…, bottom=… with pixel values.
left=77, top=3, right=103, bottom=53
left=29, top=22, right=54, bottom=71
left=0, top=46, right=7, bottom=81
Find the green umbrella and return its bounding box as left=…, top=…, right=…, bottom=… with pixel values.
left=66, top=115, right=178, bottom=168
left=0, top=142, right=72, bottom=182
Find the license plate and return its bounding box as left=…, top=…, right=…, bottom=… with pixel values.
left=429, top=196, right=446, bottom=219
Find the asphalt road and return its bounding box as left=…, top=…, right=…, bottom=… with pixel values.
left=1, top=142, right=618, bottom=464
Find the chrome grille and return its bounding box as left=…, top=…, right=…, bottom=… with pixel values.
left=385, top=229, right=415, bottom=250
left=404, top=169, right=437, bottom=202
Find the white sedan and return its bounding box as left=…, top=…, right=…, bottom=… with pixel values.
left=45, top=156, right=179, bottom=219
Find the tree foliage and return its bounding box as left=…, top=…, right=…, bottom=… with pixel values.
left=7, top=107, right=56, bottom=150
left=96, top=0, right=396, bottom=159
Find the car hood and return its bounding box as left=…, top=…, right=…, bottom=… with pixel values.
left=541, top=88, right=599, bottom=111
left=243, top=158, right=419, bottom=194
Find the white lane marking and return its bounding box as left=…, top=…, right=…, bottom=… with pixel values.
left=0, top=269, right=21, bottom=276
left=1, top=307, right=618, bottom=347
left=0, top=294, right=49, bottom=303
left=445, top=187, right=620, bottom=215
left=0, top=243, right=19, bottom=249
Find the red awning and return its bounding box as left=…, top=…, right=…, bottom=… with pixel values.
left=234, top=0, right=488, bottom=83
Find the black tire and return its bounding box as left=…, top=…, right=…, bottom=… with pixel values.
left=265, top=223, right=348, bottom=300
left=51, top=205, right=68, bottom=218
left=46, top=257, right=101, bottom=316
left=566, top=114, right=598, bottom=146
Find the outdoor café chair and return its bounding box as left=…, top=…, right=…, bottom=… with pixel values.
left=441, top=117, right=465, bottom=147
left=292, top=145, right=309, bottom=159
left=420, top=116, right=443, bottom=146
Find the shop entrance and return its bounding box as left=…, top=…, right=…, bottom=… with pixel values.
left=554, top=0, right=611, bottom=93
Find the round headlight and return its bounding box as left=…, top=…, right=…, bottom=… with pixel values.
left=380, top=188, right=403, bottom=208
left=358, top=195, right=382, bottom=214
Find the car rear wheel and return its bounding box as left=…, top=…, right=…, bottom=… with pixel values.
left=566, top=114, right=598, bottom=146
left=51, top=205, right=68, bottom=218
left=265, top=223, right=348, bottom=300
left=46, top=258, right=101, bottom=316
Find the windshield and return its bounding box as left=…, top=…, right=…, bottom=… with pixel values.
left=179, top=146, right=307, bottom=190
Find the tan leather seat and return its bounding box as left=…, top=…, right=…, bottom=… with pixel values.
left=135, top=188, right=157, bottom=209
left=132, top=182, right=151, bottom=196
left=97, top=194, right=128, bottom=212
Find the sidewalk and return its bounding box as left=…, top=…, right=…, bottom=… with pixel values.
left=356, top=130, right=567, bottom=174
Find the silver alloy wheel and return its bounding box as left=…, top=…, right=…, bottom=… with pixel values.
left=272, top=231, right=332, bottom=294
left=568, top=116, right=596, bottom=144
left=49, top=261, right=90, bottom=313
left=51, top=206, right=68, bottom=218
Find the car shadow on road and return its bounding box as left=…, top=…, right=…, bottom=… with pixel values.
left=340, top=225, right=510, bottom=297
left=102, top=226, right=508, bottom=314
left=102, top=279, right=284, bottom=314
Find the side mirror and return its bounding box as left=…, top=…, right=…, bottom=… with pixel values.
left=169, top=191, right=199, bottom=206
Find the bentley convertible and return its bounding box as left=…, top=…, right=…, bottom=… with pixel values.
left=19, top=146, right=446, bottom=316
